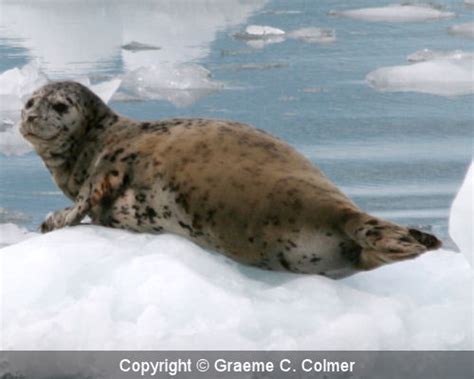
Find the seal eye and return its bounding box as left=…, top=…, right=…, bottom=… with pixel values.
left=25, top=98, right=34, bottom=109
left=52, top=102, right=68, bottom=114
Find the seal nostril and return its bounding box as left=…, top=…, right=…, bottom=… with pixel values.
left=27, top=115, right=37, bottom=123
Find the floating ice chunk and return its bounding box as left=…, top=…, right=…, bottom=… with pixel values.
left=448, top=23, right=474, bottom=39
left=0, top=62, right=118, bottom=109
left=120, top=64, right=223, bottom=107
left=242, top=24, right=286, bottom=37
left=0, top=95, right=23, bottom=113
left=0, top=61, right=48, bottom=101
left=70, top=77, right=121, bottom=104
left=449, top=162, right=473, bottom=267
left=89, top=78, right=122, bottom=104
left=218, top=62, right=288, bottom=71
left=330, top=4, right=455, bottom=22
left=0, top=208, right=31, bottom=225
left=234, top=25, right=286, bottom=48
left=407, top=49, right=466, bottom=62
left=121, top=41, right=161, bottom=52
left=0, top=223, right=37, bottom=248
left=366, top=52, right=474, bottom=96
left=235, top=25, right=337, bottom=48
left=262, top=10, right=303, bottom=15
left=0, top=120, right=32, bottom=156
left=245, top=38, right=286, bottom=49
left=288, top=27, right=336, bottom=43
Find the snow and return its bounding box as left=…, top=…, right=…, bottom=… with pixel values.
left=0, top=164, right=472, bottom=353
left=119, top=64, right=223, bottom=107
left=449, top=162, right=473, bottom=267
left=448, top=22, right=474, bottom=39
left=331, top=4, right=455, bottom=23
left=0, top=226, right=471, bottom=352
left=366, top=51, right=474, bottom=96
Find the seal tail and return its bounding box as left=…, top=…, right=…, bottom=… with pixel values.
left=342, top=212, right=442, bottom=271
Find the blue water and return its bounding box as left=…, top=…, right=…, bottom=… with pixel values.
left=0, top=0, right=472, bottom=245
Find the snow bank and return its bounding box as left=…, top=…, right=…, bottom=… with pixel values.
left=366, top=51, right=474, bottom=96
left=0, top=63, right=121, bottom=156
left=449, top=162, right=473, bottom=267
left=119, top=64, right=223, bottom=107
left=330, top=4, right=455, bottom=22
left=448, top=22, right=474, bottom=39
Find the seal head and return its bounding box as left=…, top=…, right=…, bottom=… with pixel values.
left=20, top=81, right=112, bottom=165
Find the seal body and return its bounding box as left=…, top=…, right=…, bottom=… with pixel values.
left=20, top=82, right=441, bottom=278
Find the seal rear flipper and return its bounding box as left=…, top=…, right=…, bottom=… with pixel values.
left=343, top=213, right=442, bottom=270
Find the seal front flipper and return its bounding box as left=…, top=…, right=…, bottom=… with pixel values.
left=40, top=169, right=125, bottom=233
left=40, top=205, right=87, bottom=233
left=342, top=213, right=442, bottom=270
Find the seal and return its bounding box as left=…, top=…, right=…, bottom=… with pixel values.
left=20, top=81, right=441, bottom=278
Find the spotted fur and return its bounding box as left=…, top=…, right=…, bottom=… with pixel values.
left=20, top=81, right=442, bottom=278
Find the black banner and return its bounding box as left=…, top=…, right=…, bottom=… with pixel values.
left=0, top=351, right=473, bottom=379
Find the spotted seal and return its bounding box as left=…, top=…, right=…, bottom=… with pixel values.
left=20, top=81, right=441, bottom=278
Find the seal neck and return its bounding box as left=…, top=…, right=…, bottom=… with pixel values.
left=43, top=103, right=120, bottom=199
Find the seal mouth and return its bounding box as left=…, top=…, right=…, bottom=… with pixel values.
left=20, top=129, right=60, bottom=142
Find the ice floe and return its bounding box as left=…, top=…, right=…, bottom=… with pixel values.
left=121, top=41, right=161, bottom=52
left=1, top=226, right=471, bottom=351
left=217, top=62, right=288, bottom=71
left=330, top=4, right=455, bottom=22
left=0, top=122, right=32, bottom=156
left=448, top=22, right=474, bottom=39
left=288, top=28, right=336, bottom=44
left=0, top=208, right=31, bottom=225
left=407, top=49, right=465, bottom=62
left=237, top=24, right=286, bottom=39
left=235, top=25, right=336, bottom=48
left=234, top=25, right=286, bottom=48
left=449, top=162, right=473, bottom=267
left=0, top=61, right=48, bottom=105
left=119, top=64, right=223, bottom=107
left=366, top=51, right=474, bottom=96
